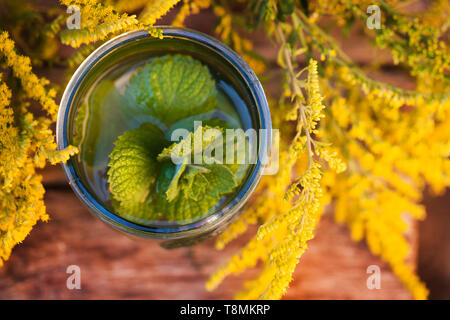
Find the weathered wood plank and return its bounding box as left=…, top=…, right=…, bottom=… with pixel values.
left=0, top=189, right=411, bottom=299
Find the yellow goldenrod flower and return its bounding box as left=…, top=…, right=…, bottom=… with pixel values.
left=0, top=33, right=78, bottom=266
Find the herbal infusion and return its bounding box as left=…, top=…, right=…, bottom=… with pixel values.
left=73, top=53, right=253, bottom=225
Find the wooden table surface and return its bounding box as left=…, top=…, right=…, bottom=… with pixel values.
left=0, top=169, right=413, bottom=300
left=0, top=8, right=433, bottom=300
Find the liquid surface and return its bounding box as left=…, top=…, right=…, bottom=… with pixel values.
left=71, top=53, right=254, bottom=226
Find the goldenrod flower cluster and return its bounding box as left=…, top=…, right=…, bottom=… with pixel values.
left=59, top=0, right=180, bottom=48
left=0, top=33, right=59, bottom=122
left=207, top=56, right=345, bottom=299
left=140, top=0, right=182, bottom=25
left=206, top=0, right=449, bottom=300
left=0, top=32, right=77, bottom=266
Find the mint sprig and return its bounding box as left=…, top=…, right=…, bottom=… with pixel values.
left=107, top=54, right=247, bottom=224
left=108, top=124, right=239, bottom=223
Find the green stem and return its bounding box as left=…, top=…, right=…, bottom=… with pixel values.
left=276, top=23, right=314, bottom=169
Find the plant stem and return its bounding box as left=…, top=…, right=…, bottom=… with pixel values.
left=275, top=23, right=314, bottom=169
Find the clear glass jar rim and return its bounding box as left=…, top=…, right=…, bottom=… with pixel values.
left=56, top=26, right=272, bottom=240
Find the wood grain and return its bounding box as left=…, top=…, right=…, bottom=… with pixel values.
left=0, top=187, right=412, bottom=299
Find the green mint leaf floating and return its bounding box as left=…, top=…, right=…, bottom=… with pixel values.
left=154, top=127, right=237, bottom=221
left=159, top=123, right=251, bottom=182
left=110, top=194, right=162, bottom=224
left=157, top=189, right=217, bottom=222
left=184, top=164, right=236, bottom=200
left=157, top=160, right=236, bottom=204
left=107, top=123, right=167, bottom=205
left=107, top=123, right=238, bottom=223
left=156, top=161, right=187, bottom=202
left=158, top=125, right=225, bottom=163
left=180, top=166, right=209, bottom=201
left=155, top=162, right=236, bottom=221
left=105, top=52, right=251, bottom=224
left=125, top=54, right=217, bottom=126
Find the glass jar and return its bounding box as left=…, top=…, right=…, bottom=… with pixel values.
left=57, top=27, right=271, bottom=248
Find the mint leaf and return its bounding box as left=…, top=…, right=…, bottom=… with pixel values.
left=125, top=54, right=217, bottom=125
left=158, top=125, right=225, bottom=164
left=157, top=191, right=218, bottom=221
left=181, top=166, right=208, bottom=201
left=107, top=123, right=238, bottom=223
left=110, top=194, right=162, bottom=224
left=158, top=124, right=249, bottom=182
left=155, top=163, right=236, bottom=221
left=183, top=164, right=236, bottom=200
left=156, top=161, right=187, bottom=202
left=153, top=126, right=238, bottom=221
left=107, top=123, right=167, bottom=205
